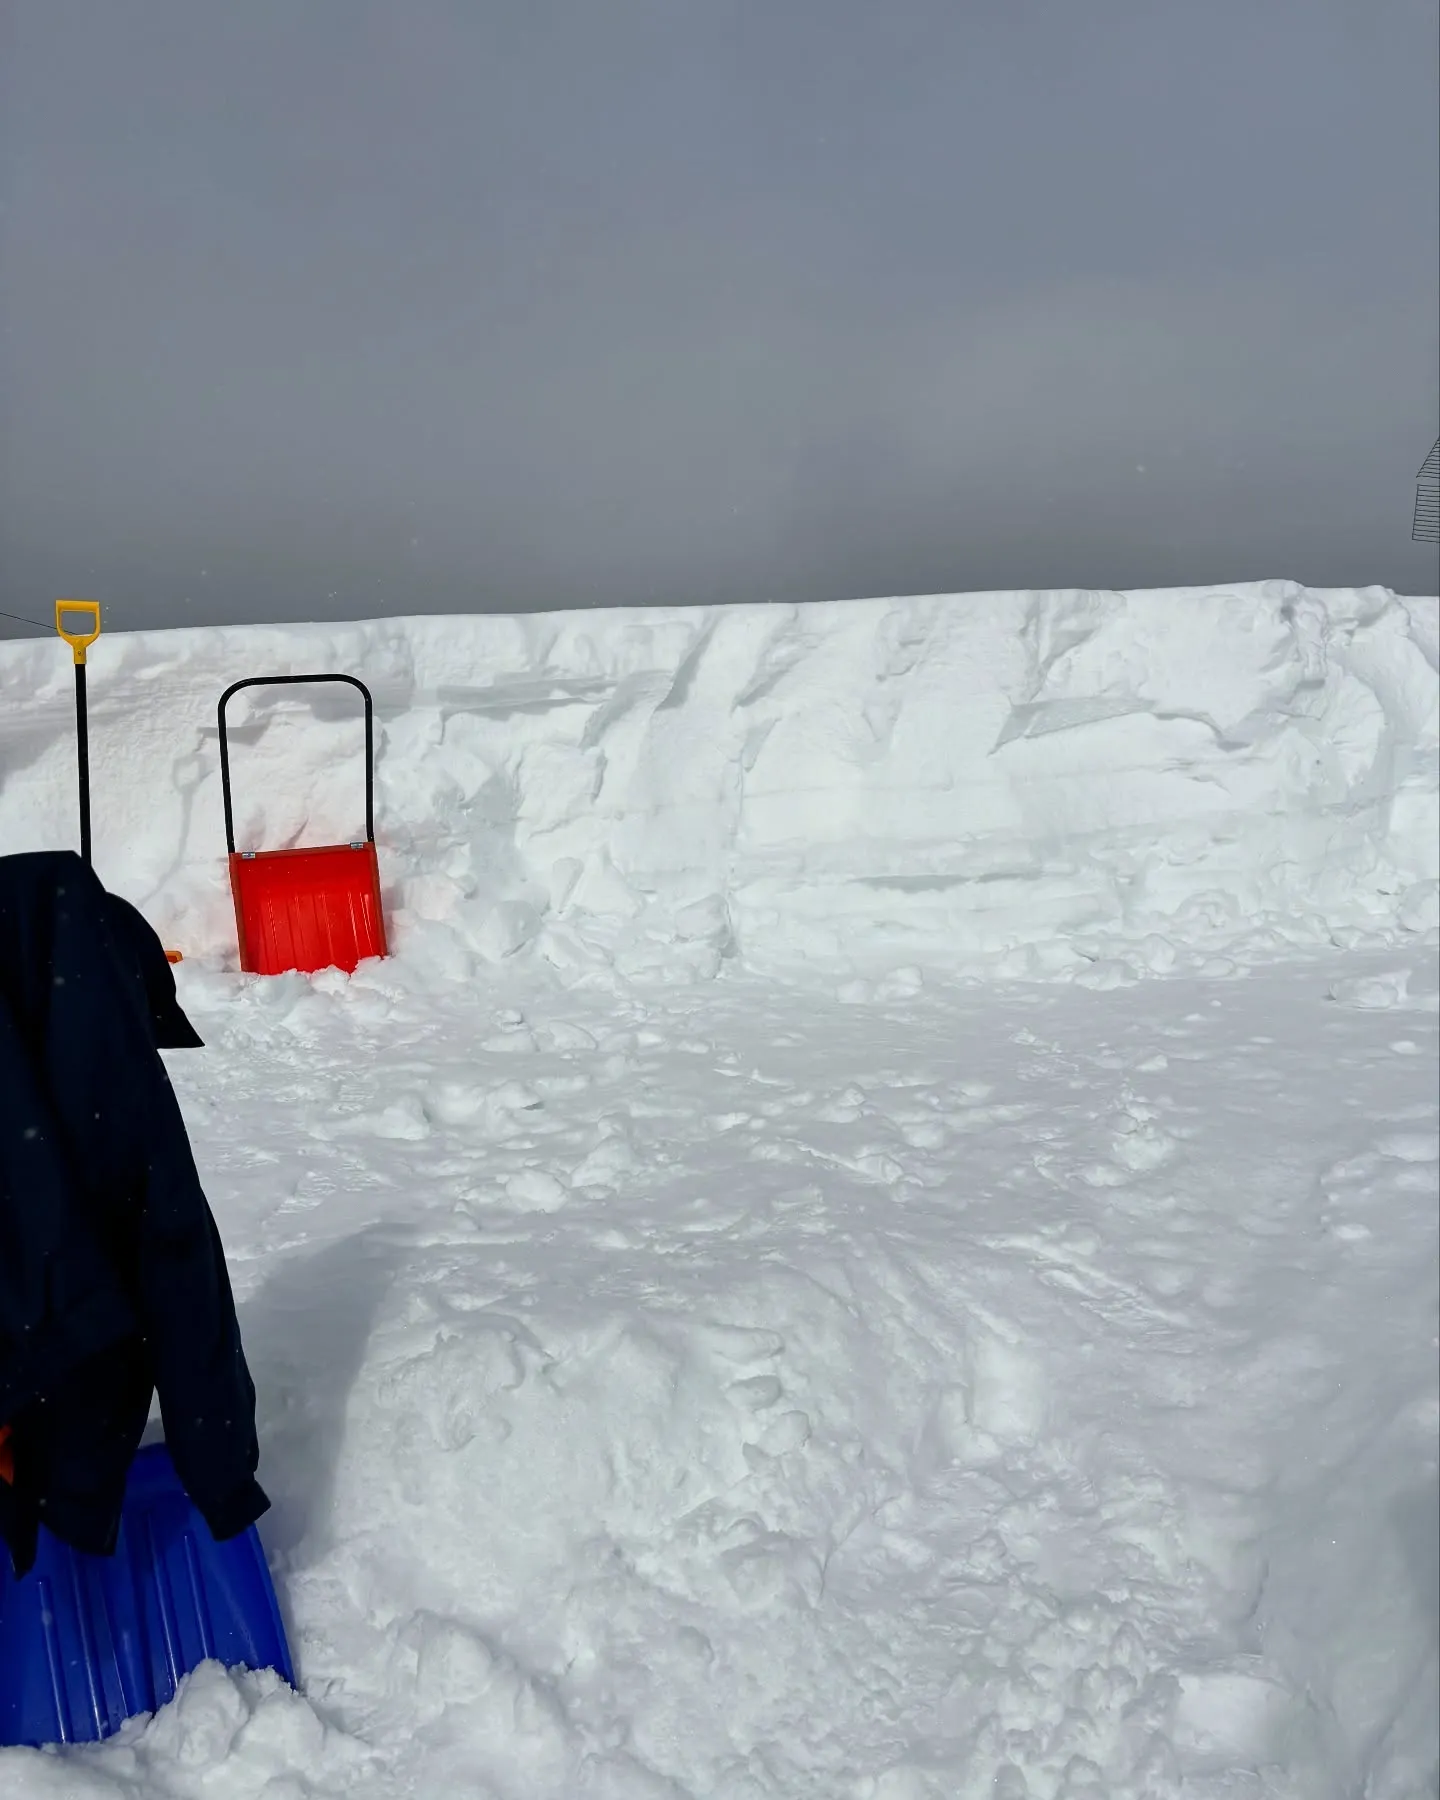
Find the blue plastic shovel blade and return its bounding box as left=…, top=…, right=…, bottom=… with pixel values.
left=0, top=1443, right=293, bottom=1748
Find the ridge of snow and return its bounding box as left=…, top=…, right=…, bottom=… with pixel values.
left=2, top=581, right=1436, bottom=982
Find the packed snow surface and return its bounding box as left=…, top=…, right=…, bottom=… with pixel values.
left=0, top=582, right=1436, bottom=1798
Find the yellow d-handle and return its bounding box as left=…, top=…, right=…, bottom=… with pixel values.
left=55, top=598, right=102, bottom=665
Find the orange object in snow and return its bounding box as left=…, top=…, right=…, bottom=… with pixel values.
left=165, top=950, right=183, bottom=965
left=217, top=674, right=388, bottom=977
left=229, top=841, right=385, bottom=976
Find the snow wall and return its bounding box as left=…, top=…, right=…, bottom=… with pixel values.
left=1, top=580, right=1436, bottom=983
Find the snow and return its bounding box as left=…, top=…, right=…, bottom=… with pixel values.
left=1, top=581, right=1436, bottom=983
left=0, top=581, right=1436, bottom=1798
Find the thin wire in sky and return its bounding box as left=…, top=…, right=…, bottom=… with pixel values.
left=0, top=607, right=53, bottom=633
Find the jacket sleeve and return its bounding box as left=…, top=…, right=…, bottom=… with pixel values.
left=133, top=1073, right=269, bottom=1541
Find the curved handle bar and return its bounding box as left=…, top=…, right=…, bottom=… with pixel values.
left=217, top=673, right=375, bottom=855
left=55, top=598, right=102, bottom=666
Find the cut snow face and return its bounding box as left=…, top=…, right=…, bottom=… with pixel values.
left=0, top=580, right=1435, bottom=981
left=0, top=583, right=1435, bottom=1799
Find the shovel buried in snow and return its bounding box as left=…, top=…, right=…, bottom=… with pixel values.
left=0, top=630, right=296, bottom=1746
left=0, top=1438, right=295, bottom=1748
left=218, top=672, right=388, bottom=977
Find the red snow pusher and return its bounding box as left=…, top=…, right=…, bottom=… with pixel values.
left=218, top=673, right=387, bottom=976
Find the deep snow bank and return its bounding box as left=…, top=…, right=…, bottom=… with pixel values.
left=1, top=582, right=1435, bottom=979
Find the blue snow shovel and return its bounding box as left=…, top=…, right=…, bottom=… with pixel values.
left=0, top=1442, right=294, bottom=1748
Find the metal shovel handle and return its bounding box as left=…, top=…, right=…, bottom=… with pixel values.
left=217, top=673, right=376, bottom=855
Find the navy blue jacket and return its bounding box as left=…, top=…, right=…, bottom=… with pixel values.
left=0, top=851, right=267, bottom=1575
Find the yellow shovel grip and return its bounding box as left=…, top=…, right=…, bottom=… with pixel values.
left=55, top=598, right=102, bottom=664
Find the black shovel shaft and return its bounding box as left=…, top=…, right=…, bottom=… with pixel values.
left=74, top=661, right=92, bottom=866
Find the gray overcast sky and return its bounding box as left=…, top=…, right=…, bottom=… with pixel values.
left=1, top=0, right=1437, bottom=638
